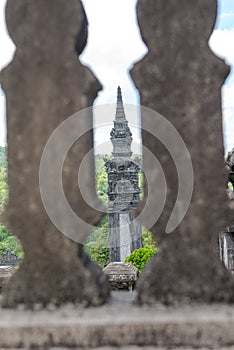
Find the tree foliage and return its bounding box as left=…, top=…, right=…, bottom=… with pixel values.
left=0, top=166, right=8, bottom=213
left=0, top=149, right=156, bottom=266
left=125, top=246, right=157, bottom=272
left=0, top=147, right=23, bottom=259
left=0, top=146, right=7, bottom=168
left=0, top=223, right=24, bottom=258
left=95, top=154, right=109, bottom=203
left=84, top=216, right=109, bottom=268
left=84, top=154, right=157, bottom=268
left=142, top=228, right=157, bottom=248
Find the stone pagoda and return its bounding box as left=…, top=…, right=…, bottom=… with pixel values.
left=105, top=87, right=142, bottom=262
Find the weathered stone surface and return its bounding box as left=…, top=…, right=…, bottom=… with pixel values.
left=0, top=294, right=233, bottom=348
left=131, top=0, right=234, bottom=303
left=0, top=266, right=15, bottom=291
left=0, top=0, right=109, bottom=307
left=103, top=262, right=138, bottom=290
left=78, top=348, right=234, bottom=350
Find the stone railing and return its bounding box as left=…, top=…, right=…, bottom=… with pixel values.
left=0, top=1, right=234, bottom=348
left=1, top=0, right=234, bottom=308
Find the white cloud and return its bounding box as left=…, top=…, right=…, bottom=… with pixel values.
left=0, top=92, right=6, bottom=146
left=209, top=29, right=234, bottom=153
left=0, top=0, right=145, bottom=151
left=0, top=0, right=233, bottom=155
left=209, top=29, right=234, bottom=66
left=0, top=0, right=15, bottom=146
left=81, top=0, right=147, bottom=106
left=81, top=0, right=146, bottom=153
left=0, top=0, right=15, bottom=69
left=222, top=83, right=234, bottom=152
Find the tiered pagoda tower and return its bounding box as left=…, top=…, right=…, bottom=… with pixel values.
left=105, top=87, right=142, bottom=262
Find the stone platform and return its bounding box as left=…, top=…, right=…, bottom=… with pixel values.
left=0, top=292, right=234, bottom=349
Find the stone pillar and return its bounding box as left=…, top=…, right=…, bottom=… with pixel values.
left=105, top=87, right=142, bottom=263
left=109, top=213, right=121, bottom=262
left=0, top=0, right=110, bottom=307
left=131, top=0, right=234, bottom=303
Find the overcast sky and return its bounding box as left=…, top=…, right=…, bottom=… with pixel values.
left=0, top=0, right=234, bottom=153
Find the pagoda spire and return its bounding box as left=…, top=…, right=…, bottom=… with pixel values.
left=110, top=86, right=132, bottom=158
left=115, top=86, right=126, bottom=120
left=104, top=87, right=142, bottom=262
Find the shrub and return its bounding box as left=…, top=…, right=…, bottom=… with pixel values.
left=142, top=228, right=157, bottom=248
left=84, top=216, right=109, bottom=268
left=125, top=246, right=157, bottom=272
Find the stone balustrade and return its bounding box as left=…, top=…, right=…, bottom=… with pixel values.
left=0, top=0, right=234, bottom=348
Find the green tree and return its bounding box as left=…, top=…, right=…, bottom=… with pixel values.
left=0, top=146, right=23, bottom=259
left=0, top=224, right=24, bottom=259
left=95, top=154, right=109, bottom=203
left=125, top=246, right=157, bottom=273
left=0, top=146, right=7, bottom=168
left=84, top=154, right=158, bottom=268
left=84, top=216, right=109, bottom=268
left=142, top=228, right=157, bottom=248
left=0, top=166, right=8, bottom=214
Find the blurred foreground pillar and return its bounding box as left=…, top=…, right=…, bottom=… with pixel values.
left=132, top=0, right=234, bottom=303
left=1, top=0, right=109, bottom=307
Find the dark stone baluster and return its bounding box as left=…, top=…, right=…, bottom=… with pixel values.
left=1, top=0, right=109, bottom=307
left=131, top=0, right=234, bottom=303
